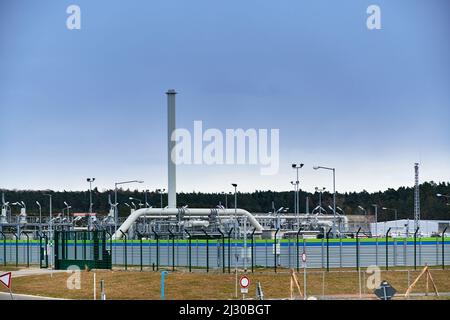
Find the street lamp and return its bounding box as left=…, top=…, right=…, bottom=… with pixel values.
left=86, top=178, right=95, bottom=214
left=313, top=165, right=336, bottom=237
left=43, top=193, right=53, bottom=236
left=358, top=206, right=367, bottom=215
left=437, top=194, right=450, bottom=205
left=382, top=207, right=398, bottom=234
left=156, top=189, right=166, bottom=208
left=292, top=163, right=304, bottom=227
left=36, top=201, right=42, bottom=230
left=290, top=181, right=297, bottom=215
left=222, top=191, right=232, bottom=209
left=372, top=204, right=379, bottom=237
left=129, top=197, right=144, bottom=208
left=63, top=201, right=71, bottom=221
left=315, top=187, right=326, bottom=215
left=114, top=180, right=144, bottom=230
left=231, top=183, right=246, bottom=271
left=143, top=190, right=150, bottom=208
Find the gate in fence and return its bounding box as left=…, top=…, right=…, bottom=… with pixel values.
left=39, top=233, right=49, bottom=268
left=54, top=230, right=112, bottom=270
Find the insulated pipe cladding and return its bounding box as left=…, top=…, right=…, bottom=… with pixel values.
left=113, top=208, right=264, bottom=239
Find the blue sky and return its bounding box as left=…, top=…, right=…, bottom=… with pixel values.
left=1, top=0, right=449, bottom=193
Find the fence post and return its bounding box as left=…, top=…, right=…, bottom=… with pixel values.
left=83, top=231, right=87, bottom=261
left=218, top=229, right=225, bottom=273
left=104, top=230, right=113, bottom=270
left=356, top=227, right=362, bottom=272
left=202, top=229, right=210, bottom=273
left=135, top=231, right=143, bottom=272
left=251, top=228, right=256, bottom=273
left=414, top=227, right=419, bottom=270
left=119, top=230, right=127, bottom=271
left=296, top=228, right=302, bottom=272
left=184, top=230, right=192, bottom=272
left=20, top=231, right=30, bottom=268
left=152, top=228, right=159, bottom=271
left=13, top=232, right=18, bottom=267
left=43, top=233, right=49, bottom=268
left=168, top=229, right=175, bottom=272
left=442, top=227, right=448, bottom=270
left=274, top=229, right=279, bottom=273
left=326, top=228, right=332, bottom=272
left=0, top=231, right=6, bottom=266
left=385, top=228, right=391, bottom=271
left=227, top=228, right=233, bottom=274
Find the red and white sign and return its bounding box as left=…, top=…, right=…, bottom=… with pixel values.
left=240, top=276, right=250, bottom=289
left=0, top=272, right=12, bottom=289
left=302, top=252, right=307, bottom=263
left=73, top=213, right=97, bottom=217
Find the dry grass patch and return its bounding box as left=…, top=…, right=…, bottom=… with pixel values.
left=1, top=268, right=449, bottom=300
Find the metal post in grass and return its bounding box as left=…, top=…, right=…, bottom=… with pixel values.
left=414, top=227, right=419, bottom=270
left=0, top=231, right=6, bottom=266
left=296, top=228, right=302, bottom=272
left=202, top=229, right=210, bottom=273
left=218, top=229, right=225, bottom=273
left=227, top=228, right=233, bottom=273
left=251, top=228, right=256, bottom=273
left=385, top=228, right=391, bottom=271
left=356, top=227, right=362, bottom=272
left=152, top=228, right=159, bottom=271
left=119, top=230, right=127, bottom=270
left=326, top=228, right=332, bottom=272
left=184, top=230, right=192, bottom=272
left=274, top=229, right=280, bottom=273
left=168, top=229, right=175, bottom=271
left=442, top=227, right=448, bottom=270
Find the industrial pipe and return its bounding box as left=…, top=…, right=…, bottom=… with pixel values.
left=113, top=208, right=263, bottom=239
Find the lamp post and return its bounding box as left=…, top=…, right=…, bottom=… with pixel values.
left=156, top=189, right=166, bottom=208
left=382, top=207, right=398, bottom=234
left=43, top=193, right=52, bottom=236
left=372, top=204, right=379, bottom=237
left=315, top=187, right=326, bottom=215
left=290, top=181, right=297, bottom=215
left=114, top=180, right=144, bottom=231
left=313, top=166, right=336, bottom=237
left=129, top=197, right=144, bottom=208
left=143, top=190, right=150, bottom=208
left=231, top=183, right=238, bottom=231
left=36, top=201, right=42, bottom=231
left=11, top=202, right=24, bottom=224
left=63, top=201, right=71, bottom=219
left=86, top=178, right=95, bottom=214
left=292, top=163, right=304, bottom=227
left=437, top=193, right=450, bottom=205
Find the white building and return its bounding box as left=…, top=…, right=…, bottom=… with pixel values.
left=370, top=219, right=450, bottom=237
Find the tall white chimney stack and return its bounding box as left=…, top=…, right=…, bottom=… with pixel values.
left=166, top=89, right=177, bottom=208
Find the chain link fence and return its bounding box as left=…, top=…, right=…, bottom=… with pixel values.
left=1, top=233, right=449, bottom=272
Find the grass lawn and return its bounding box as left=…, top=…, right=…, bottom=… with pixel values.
left=1, top=267, right=449, bottom=300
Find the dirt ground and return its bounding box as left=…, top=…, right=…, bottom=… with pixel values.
left=1, top=266, right=449, bottom=300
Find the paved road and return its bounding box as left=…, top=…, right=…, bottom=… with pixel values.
left=0, top=292, right=63, bottom=300
left=0, top=268, right=67, bottom=300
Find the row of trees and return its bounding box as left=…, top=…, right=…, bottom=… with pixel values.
left=1, top=181, right=449, bottom=221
